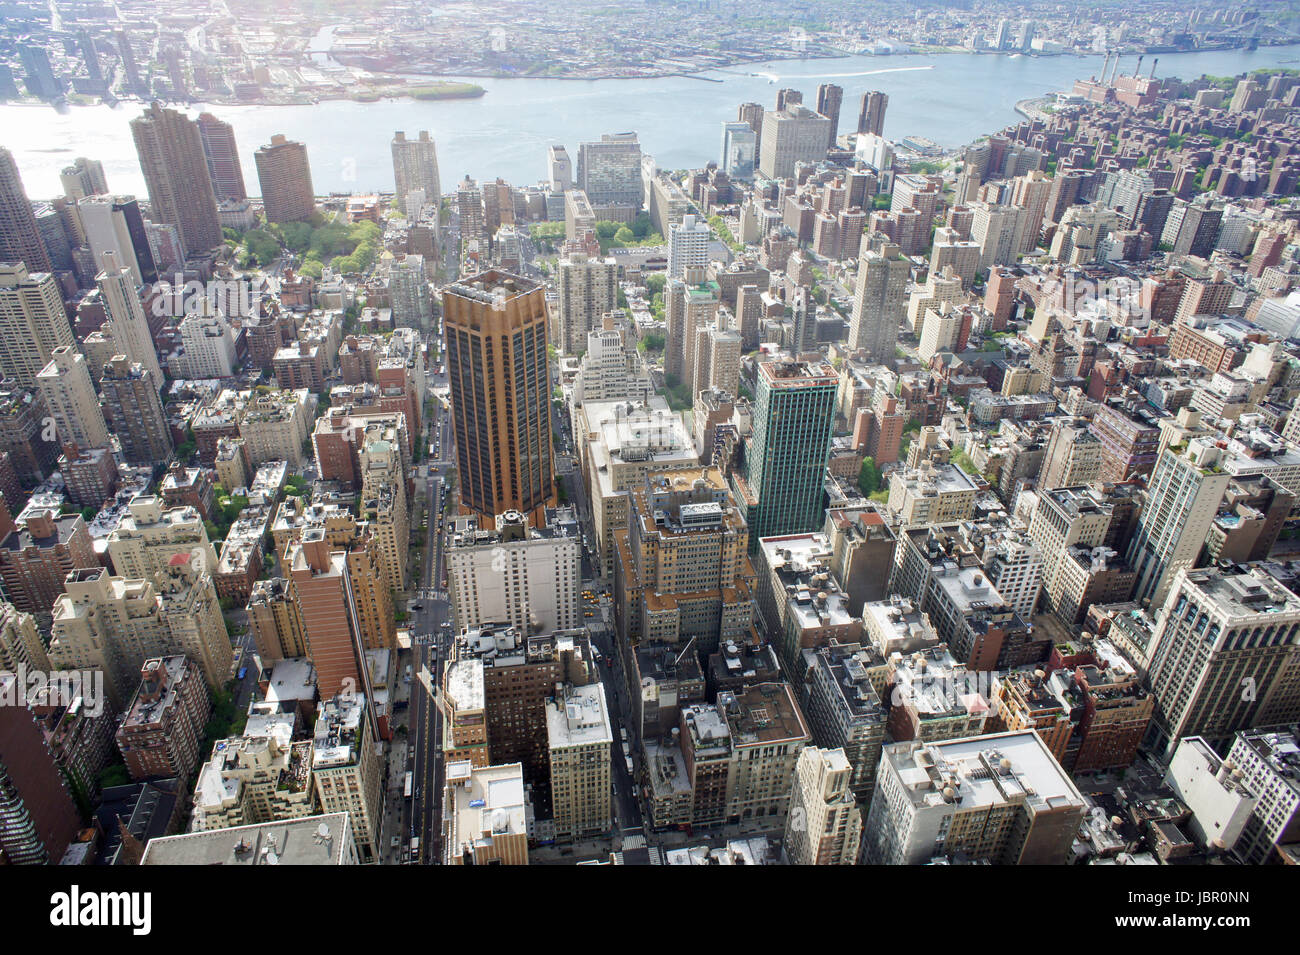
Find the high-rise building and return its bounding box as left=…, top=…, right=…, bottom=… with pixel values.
left=547, top=682, right=613, bottom=841
left=0, top=148, right=52, bottom=273
left=555, top=253, right=617, bottom=355
left=59, top=157, right=108, bottom=201
left=285, top=532, right=368, bottom=701
left=1226, top=728, right=1300, bottom=865
left=970, top=201, right=1025, bottom=269
left=195, top=112, right=247, bottom=202
left=97, top=250, right=164, bottom=391
left=613, top=467, right=754, bottom=654
left=577, top=133, right=643, bottom=214
left=311, top=692, right=382, bottom=864
left=742, top=361, right=837, bottom=549
left=447, top=508, right=580, bottom=634
left=115, top=31, right=145, bottom=96
left=99, top=355, right=172, bottom=465
left=133, top=105, right=223, bottom=256
left=115, top=655, right=211, bottom=783
left=254, top=134, right=315, bottom=224
left=816, top=83, right=844, bottom=151
left=784, top=746, right=863, bottom=865
left=47, top=559, right=231, bottom=706
left=1037, top=417, right=1102, bottom=490
left=720, top=122, right=757, bottom=179
left=358, top=419, right=409, bottom=595
left=847, top=243, right=908, bottom=361
left=18, top=44, right=62, bottom=101
left=105, top=495, right=217, bottom=582
left=443, top=271, right=555, bottom=526
left=738, top=102, right=765, bottom=154
left=78, top=196, right=157, bottom=284
left=547, top=145, right=572, bottom=193
left=391, top=130, right=441, bottom=217
left=0, top=263, right=74, bottom=387
left=1126, top=440, right=1232, bottom=609
left=35, top=346, right=109, bottom=452
left=857, top=91, right=889, bottom=137
left=864, top=731, right=1086, bottom=865
left=0, top=673, right=81, bottom=864
left=759, top=106, right=832, bottom=179
left=667, top=213, right=711, bottom=280
left=1144, top=567, right=1300, bottom=759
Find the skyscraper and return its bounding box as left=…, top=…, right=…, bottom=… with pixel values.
left=738, top=102, right=765, bottom=154
left=547, top=145, right=573, bottom=192
left=1145, top=567, right=1300, bottom=759
left=720, top=122, right=757, bottom=179
left=97, top=251, right=164, bottom=392
left=555, top=252, right=617, bottom=355
left=1126, top=440, right=1232, bottom=609
left=133, top=105, right=223, bottom=257
left=667, top=213, right=711, bottom=280
left=0, top=263, right=74, bottom=387
left=759, top=106, right=832, bottom=179
left=847, top=242, right=908, bottom=361
left=99, top=355, right=172, bottom=465
left=784, top=747, right=863, bottom=865
left=35, top=346, right=110, bottom=452
left=17, top=45, right=62, bottom=101
left=857, top=90, right=889, bottom=137
left=0, top=148, right=52, bottom=274
left=743, top=360, right=837, bottom=549
left=59, top=157, right=108, bottom=201
left=77, top=195, right=157, bottom=285
left=116, top=30, right=145, bottom=96
left=576, top=133, right=643, bottom=214
left=195, top=112, right=246, bottom=203
left=391, top=130, right=441, bottom=217
left=816, top=83, right=844, bottom=151
left=255, top=134, right=315, bottom=224
left=443, top=271, right=555, bottom=526
left=0, top=675, right=81, bottom=864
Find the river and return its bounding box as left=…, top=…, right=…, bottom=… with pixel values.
left=4, top=44, right=1300, bottom=199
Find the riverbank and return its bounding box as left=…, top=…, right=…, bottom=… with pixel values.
left=1015, top=95, right=1061, bottom=122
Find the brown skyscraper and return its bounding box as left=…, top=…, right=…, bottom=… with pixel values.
left=100, top=355, right=173, bottom=465
left=131, top=103, right=223, bottom=257
left=254, top=134, right=315, bottom=224
left=0, top=674, right=81, bottom=864
left=0, top=148, right=52, bottom=273
left=443, top=271, right=555, bottom=526
left=857, top=90, right=888, bottom=136
left=196, top=112, right=247, bottom=202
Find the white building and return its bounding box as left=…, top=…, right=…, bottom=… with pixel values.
left=784, top=746, right=863, bottom=865
left=1164, top=736, right=1256, bottom=853
left=446, top=508, right=580, bottom=634
left=864, top=730, right=1086, bottom=865
left=176, top=306, right=237, bottom=379
left=668, top=213, right=712, bottom=280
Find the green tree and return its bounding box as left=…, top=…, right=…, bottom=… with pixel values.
left=857, top=457, right=881, bottom=496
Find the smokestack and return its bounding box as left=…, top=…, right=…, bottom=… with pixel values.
left=1098, top=52, right=1111, bottom=84
left=1108, top=55, right=1120, bottom=84
left=1134, top=55, right=1144, bottom=80
left=1150, top=58, right=1158, bottom=79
